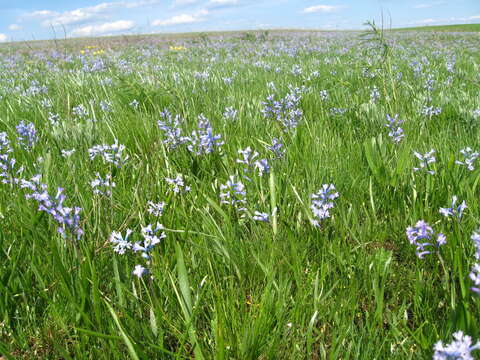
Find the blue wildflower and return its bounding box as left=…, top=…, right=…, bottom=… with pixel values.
left=413, top=150, right=436, bottom=175
left=385, top=114, right=404, bottom=144
left=220, top=175, right=247, bottom=213
left=406, top=220, right=445, bottom=258
left=310, top=184, right=339, bottom=227
left=433, top=331, right=480, bottom=360
left=439, top=196, right=466, bottom=220
left=16, top=121, right=38, bottom=149
left=110, top=229, right=134, bottom=254
left=455, top=148, right=479, bottom=171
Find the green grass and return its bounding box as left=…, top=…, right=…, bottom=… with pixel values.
left=0, top=29, right=479, bottom=359
left=393, top=23, right=480, bottom=32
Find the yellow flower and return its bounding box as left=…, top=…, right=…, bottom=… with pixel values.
left=169, top=45, right=186, bottom=51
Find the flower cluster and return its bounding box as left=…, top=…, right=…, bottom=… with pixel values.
left=147, top=201, right=166, bottom=217
left=236, top=147, right=270, bottom=179
left=89, top=141, right=129, bottom=168
left=0, top=132, right=22, bottom=185
left=223, top=106, right=238, bottom=121
left=91, top=173, right=115, bottom=196
left=110, top=223, right=166, bottom=278
left=439, top=196, right=467, bottom=220
left=469, top=232, right=480, bottom=295
left=310, top=184, right=339, bottom=227
left=157, top=109, right=190, bottom=150
left=421, top=105, right=442, bottom=117
left=413, top=150, right=436, bottom=175
left=99, top=100, right=112, bottom=112
left=267, top=138, right=285, bottom=159
left=72, top=104, right=89, bottom=118
left=20, top=175, right=83, bottom=240
left=16, top=121, right=38, bottom=150
left=385, top=114, right=404, bottom=144
left=110, top=229, right=133, bottom=255
left=455, top=147, right=479, bottom=171
left=252, top=211, right=269, bottom=222
left=370, top=86, right=380, bottom=102
left=433, top=331, right=480, bottom=360
left=262, top=87, right=303, bottom=131
left=406, top=220, right=445, bottom=258
left=187, top=115, right=224, bottom=155
left=165, top=174, right=191, bottom=194
left=220, top=175, right=247, bottom=214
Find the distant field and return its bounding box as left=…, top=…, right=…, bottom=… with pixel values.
left=1, top=27, right=480, bottom=359
left=394, top=23, right=480, bottom=32
left=1, top=24, right=478, bottom=50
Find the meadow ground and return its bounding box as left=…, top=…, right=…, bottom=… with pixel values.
left=0, top=28, right=480, bottom=359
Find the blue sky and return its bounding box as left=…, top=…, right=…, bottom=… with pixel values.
left=0, top=0, right=478, bottom=42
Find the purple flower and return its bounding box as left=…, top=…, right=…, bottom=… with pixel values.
left=91, top=173, right=115, bottom=196
left=469, top=263, right=480, bottom=295
left=187, top=115, right=224, bottom=155
left=223, top=106, right=238, bottom=121
left=166, top=174, right=190, bottom=194
left=157, top=109, right=190, bottom=150
left=310, top=184, right=339, bottom=227
left=433, top=331, right=480, bottom=360
left=261, top=87, right=303, bottom=131
left=267, top=138, right=285, bottom=159
left=133, top=264, right=148, bottom=278
left=133, top=223, right=165, bottom=259
left=252, top=211, right=269, bottom=222
left=110, top=229, right=133, bottom=254
left=100, top=100, right=112, bottom=112
left=0, top=132, right=22, bottom=185
left=129, top=99, right=139, bottom=109
left=21, top=175, right=83, bottom=240
left=455, top=148, right=479, bottom=171
left=385, top=114, right=404, bottom=144
left=469, top=232, right=480, bottom=295
left=319, top=90, right=328, bottom=101
left=237, top=147, right=270, bottom=179
left=413, top=150, right=436, bottom=174
left=439, top=196, right=467, bottom=220
left=406, top=220, right=445, bottom=258
left=421, top=105, right=442, bottom=117
left=370, top=86, right=380, bottom=102
left=220, top=175, right=247, bottom=213
left=89, top=140, right=129, bottom=168
left=147, top=201, right=166, bottom=217
left=16, top=121, right=38, bottom=149
left=72, top=104, right=89, bottom=118
left=61, top=149, right=76, bottom=158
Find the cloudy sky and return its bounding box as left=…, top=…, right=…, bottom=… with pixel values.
left=0, top=0, right=478, bottom=42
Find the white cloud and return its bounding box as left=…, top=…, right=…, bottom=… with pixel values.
left=71, top=20, right=135, bottom=37
left=8, top=24, right=22, bottom=31
left=207, top=0, right=243, bottom=9
left=124, top=0, right=161, bottom=8
left=209, top=0, right=238, bottom=5
left=172, top=0, right=199, bottom=7
left=153, top=9, right=208, bottom=26
left=25, top=1, right=159, bottom=27
left=414, top=18, right=437, bottom=24
left=24, top=10, right=59, bottom=19
left=413, top=1, right=446, bottom=9
left=302, top=5, right=345, bottom=14
left=0, top=34, right=7, bottom=42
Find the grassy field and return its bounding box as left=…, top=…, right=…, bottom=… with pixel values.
left=393, top=23, right=480, bottom=32
left=0, top=27, right=480, bottom=359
